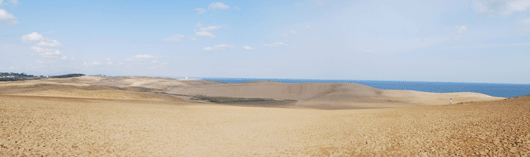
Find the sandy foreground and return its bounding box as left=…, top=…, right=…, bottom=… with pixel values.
left=0, top=77, right=529, bottom=156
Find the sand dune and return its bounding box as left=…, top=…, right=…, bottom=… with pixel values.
left=0, top=76, right=504, bottom=109
left=0, top=77, right=527, bottom=156
left=0, top=84, right=179, bottom=101
left=0, top=88, right=528, bottom=156
left=171, top=81, right=503, bottom=109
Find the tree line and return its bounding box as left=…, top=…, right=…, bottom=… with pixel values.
left=0, top=72, right=85, bottom=81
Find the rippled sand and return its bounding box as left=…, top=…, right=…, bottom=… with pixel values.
left=1, top=91, right=529, bottom=156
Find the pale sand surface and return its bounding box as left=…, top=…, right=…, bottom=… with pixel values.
left=1, top=93, right=529, bottom=156
left=0, top=77, right=526, bottom=156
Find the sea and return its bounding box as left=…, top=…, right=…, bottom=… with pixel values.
left=200, top=78, right=530, bottom=98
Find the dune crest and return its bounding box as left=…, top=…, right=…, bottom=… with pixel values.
left=171, top=81, right=503, bottom=109
left=0, top=76, right=504, bottom=109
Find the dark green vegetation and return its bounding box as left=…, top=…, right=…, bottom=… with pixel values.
left=190, top=95, right=297, bottom=106
left=0, top=72, right=85, bottom=81
left=191, top=95, right=274, bottom=103
left=50, top=73, right=85, bottom=78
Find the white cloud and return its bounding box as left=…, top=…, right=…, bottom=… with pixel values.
left=208, top=2, right=230, bottom=10
left=84, top=61, right=102, bottom=66
left=134, top=54, right=155, bottom=59
left=30, top=46, right=63, bottom=57
left=290, top=30, right=297, bottom=34
left=203, top=44, right=235, bottom=52
left=22, top=32, right=69, bottom=59
left=36, top=40, right=62, bottom=47
left=0, top=9, right=17, bottom=24
left=8, top=0, right=19, bottom=6
left=282, top=34, right=288, bottom=37
left=454, top=25, right=468, bottom=34
left=200, top=25, right=225, bottom=31
left=163, top=34, right=186, bottom=42
left=473, top=0, right=530, bottom=16
left=152, top=60, right=158, bottom=63
left=196, top=8, right=207, bottom=14
left=304, top=25, right=316, bottom=31
left=21, top=32, right=45, bottom=42
left=522, top=18, right=530, bottom=32
left=40, top=50, right=62, bottom=57
left=30, top=46, right=47, bottom=53
left=233, top=6, right=241, bottom=10
left=127, top=54, right=156, bottom=62
left=107, top=61, right=113, bottom=65
left=196, top=31, right=216, bottom=38
left=263, top=42, right=288, bottom=47
left=242, top=46, right=254, bottom=50
left=196, top=22, right=203, bottom=27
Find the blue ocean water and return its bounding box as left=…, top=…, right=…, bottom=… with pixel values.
left=202, top=78, right=530, bottom=98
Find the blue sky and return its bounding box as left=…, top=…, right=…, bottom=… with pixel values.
left=1, top=0, right=529, bottom=84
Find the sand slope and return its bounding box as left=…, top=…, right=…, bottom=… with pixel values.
left=172, top=81, right=503, bottom=109
left=0, top=79, right=526, bottom=156
left=0, top=91, right=528, bottom=156
left=0, top=76, right=504, bottom=109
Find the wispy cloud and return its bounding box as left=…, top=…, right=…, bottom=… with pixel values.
left=83, top=61, right=102, bottom=66
left=36, top=40, right=62, bottom=47
left=0, top=9, right=17, bottom=24
left=200, top=25, right=225, bottom=31
left=196, top=31, right=216, bottom=38
left=473, top=0, right=530, bottom=16
left=133, top=54, right=155, bottom=59
left=163, top=34, right=186, bottom=42
left=203, top=44, right=235, bottom=52
left=196, top=8, right=207, bottom=14
left=0, top=0, right=19, bottom=6
left=21, top=32, right=46, bottom=42
left=242, top=46, right=254, bottom=50
left=127, top=54, right=157, bottom=61
left=263, top=42, right=288, bottom=47
left=21, top=32, right=70, bottom=59
left=208, top=2, right=230, bottom=10
left=304, top=25, right=316, bottom=31
left=282, top=30, right=297, bottom=37
left=454, top=25, right=468, bottom=34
